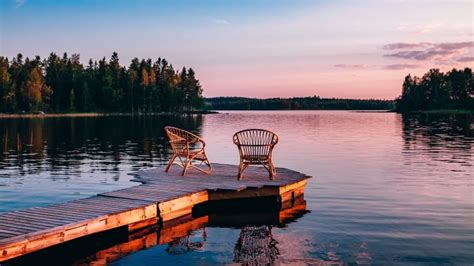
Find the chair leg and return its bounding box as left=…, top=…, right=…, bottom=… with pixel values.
left=185, top=152, right=212, bottom=175
left=238, top=161, right=244, bottom=180
left=208, top=160, right=212, bottom=170
left=182, top=158, right=191, bottom=176
left=238, top=162, right=249, bottom=180
left=202, top=152, right=212, bottom=173
left=165, top=154, right=177, bottom=172
left=189, top=160, right=212, bottom=174
left=268, top=160, right=276, bottom=180
left=204, top=158, right=212, bottom=173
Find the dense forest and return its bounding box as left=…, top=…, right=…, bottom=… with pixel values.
left=2, top=53, right=470, bottom=114
left=206, top=97, right=394, bottom=110
left=0, top=53, right=204, bottom=113
left=395, top=68, right=473, bottom=112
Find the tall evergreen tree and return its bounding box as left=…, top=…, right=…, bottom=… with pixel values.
left=0, top=57, right=13, bottom=112
left=185, top=68, right=203, bottom=110
left=21, top=59, right=45, bottom=111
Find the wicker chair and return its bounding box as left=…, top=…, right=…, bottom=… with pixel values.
left=165, top=126, right=212, bottom=176
left=233, top=129, right=278, bottom=180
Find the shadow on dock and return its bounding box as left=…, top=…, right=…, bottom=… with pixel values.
left=3, top=196, right=309, bottom=265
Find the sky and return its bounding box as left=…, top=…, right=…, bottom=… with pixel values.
left=0, top=0, right=473, bottom=99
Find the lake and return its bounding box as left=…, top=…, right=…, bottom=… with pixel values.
left=0, top=111, right=473, bottom=265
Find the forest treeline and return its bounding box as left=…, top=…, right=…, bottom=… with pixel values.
left=206, top=97, right=394, bottom=110
left=0, top=53, right=204, bottom=113
left=395, top=68, right=473, bottom=112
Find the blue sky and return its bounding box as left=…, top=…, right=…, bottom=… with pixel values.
left=1, top=0, right=473, bottom=98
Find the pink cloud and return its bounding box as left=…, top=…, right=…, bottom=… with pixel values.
left=383, top=42, right=430, bottom=50
left=383, top=64, right=419, bottom=70
left=334, top=64, right=369, bottom=69
left=436, top=42, right=473, bottom=50
left=384, top=41, right=473, bottom=61
left=456, top=56, right=474, bottom=62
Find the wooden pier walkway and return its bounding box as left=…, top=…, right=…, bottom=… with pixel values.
left=0, top=163, right=311, bottom=262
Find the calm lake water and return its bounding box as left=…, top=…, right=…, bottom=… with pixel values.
left=0, top=111, right=473, bottom=265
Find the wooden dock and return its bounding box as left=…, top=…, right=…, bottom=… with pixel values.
left=0, top=163, right=311, bottom=262
left=7, top=196, right=308, bottom=265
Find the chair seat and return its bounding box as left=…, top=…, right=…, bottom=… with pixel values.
left=241, top=155, right=270, bottom=162
left=188, top=151, right=208, bottom=160
left=175, top=149, right=205, bottom=158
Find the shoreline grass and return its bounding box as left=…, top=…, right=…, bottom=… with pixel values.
left=0, top=111, right=217, bottom=119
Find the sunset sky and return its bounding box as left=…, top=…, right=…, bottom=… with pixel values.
left=1, top=0, right=472, bottom=99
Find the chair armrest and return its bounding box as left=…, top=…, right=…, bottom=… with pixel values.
left=197, top=137, right=206, bottom=149
left=188, top=137, right=206, bottom=151
left=232, top=135, right=239, bottom=145
left=272, top=135, right=279, bottom=145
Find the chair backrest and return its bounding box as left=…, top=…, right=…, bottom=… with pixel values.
left=165, top=126, right=199, bottom=154
left=233, top=129, right=278, bottom=157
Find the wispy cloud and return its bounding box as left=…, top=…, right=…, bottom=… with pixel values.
left=457, top=56, right=474, bottom=62
left=206, top=17, right=230, bottom=25
left=334, top=63, right=420, bottom=71
left=383, top=42, right=430, bottom=50
left=14, top=0, right=26, bottom=9
left=383, top=41, right=474, bottom=61
left=382, top=64, right=419, bottom=70
left=396, top=23, right=444, bottom=34
left=333, top=64, right=369, bottom=69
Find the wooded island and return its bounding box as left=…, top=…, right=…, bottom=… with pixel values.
left=0, top=53, right=204, bottom=113
left=395, top=68, right=473, bottom=112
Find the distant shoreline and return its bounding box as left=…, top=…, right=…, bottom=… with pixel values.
left=205, top=96, right=395, bottom=111
left=0, top=111, right=218, bottom=119
left=2, top=109, right=472, bottom=119
left=397, top=109, right=474, bottom=115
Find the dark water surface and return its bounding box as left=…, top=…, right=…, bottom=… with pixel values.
left=0, top=111, right=473, bottom=265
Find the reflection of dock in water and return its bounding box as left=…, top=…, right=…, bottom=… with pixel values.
left=5, top=196, right=308, bottom=265
left=0, top=164, right=310, bottom=263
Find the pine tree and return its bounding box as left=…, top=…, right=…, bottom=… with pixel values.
left=186, top=68, right=203, bottom=110
left=0, top=57, right=13, bottom=112
left=22, top=60, right=44, bottom=111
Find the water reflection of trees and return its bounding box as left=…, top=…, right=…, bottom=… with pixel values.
left=401, top=114, right=473, bottom=165
left=233, top=225, right=279, bottom=265
left=0, top=115, right=204, bottom=176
